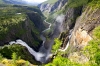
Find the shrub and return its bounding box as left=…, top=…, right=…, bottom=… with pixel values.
left=52, top=38, right=62, bottom=52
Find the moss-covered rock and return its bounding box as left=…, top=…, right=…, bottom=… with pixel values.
left=0, top=44, right=40, bottom=64
left=0, top=5, right=45, bottom=51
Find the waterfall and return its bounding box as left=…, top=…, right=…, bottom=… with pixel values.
left=59, top=29, right=73, bottom=52
left=9, top=39, right=45, bottom=62
left=9, top=20, right=52, bottom=63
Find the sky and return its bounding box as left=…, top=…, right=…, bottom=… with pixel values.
left=23, top=0, right=47, bottom=3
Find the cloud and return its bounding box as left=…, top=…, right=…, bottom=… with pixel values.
left=23, top=0, right=47, bottom=3
left=56, top=14, right=65, bottom=23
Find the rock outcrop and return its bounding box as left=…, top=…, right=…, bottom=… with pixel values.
left=60, top=5, right=100, bottom=63
left=68, top=6, right=100, bottom=51
left=0, top=17, right=43, bottom=51
left=63, top=6, right=83, bottom=30
left=38, top=0, right=68, bottom=13
left=0, top=5, right=45, bottom=51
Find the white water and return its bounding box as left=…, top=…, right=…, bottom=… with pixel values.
left=59, top=42, right=69, bottom=52
left=42, top=20, right=51, bottom=32
left=39, top=20, right=53, bottom=62
left=9, top=40, right=45, bottom=62
left=59, top=29, right=73, bottom=52
left=9, top=20, right=52, bottom=63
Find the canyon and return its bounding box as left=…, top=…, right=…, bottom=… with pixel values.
left=0, top=0, right=100, bottom=66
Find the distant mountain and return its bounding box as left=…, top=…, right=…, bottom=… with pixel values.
left=0, top=0, right=38, bottom=5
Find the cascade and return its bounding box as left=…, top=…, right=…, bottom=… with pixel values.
left=9, top=20, right=52, bottom=63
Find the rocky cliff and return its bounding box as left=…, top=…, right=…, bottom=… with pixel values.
left=59, top=0, right=100, bottom=64
left=44, top=0, right=100, bottom=65
left=0, top=5, right=45, bottom=51
left=61, top=4, right=100, bottom=50
left=38, top=0, right=68, bottom=13
left=65, top=7, right=99, bottom=64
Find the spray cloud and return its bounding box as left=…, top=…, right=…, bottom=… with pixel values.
left=56, top=14, right=65, bottom=32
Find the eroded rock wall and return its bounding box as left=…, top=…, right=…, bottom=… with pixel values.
left=38, top=0, right=68, bottom=13
left=66, top=7, right=100, bottom=63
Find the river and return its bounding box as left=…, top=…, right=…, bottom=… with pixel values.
left=9, top=20, right=71, bottom=63
left=9, top=20, right=52, bottom=63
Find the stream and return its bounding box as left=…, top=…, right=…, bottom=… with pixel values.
left=9, top=20, right=52, bottom=63
left=59, top=29, right=73, bottom=52
left=42, top=20, right=51, bottom=32
left=9, top=20, right=71, bottom=63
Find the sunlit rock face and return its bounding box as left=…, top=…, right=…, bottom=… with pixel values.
left=68, top=52, right=89, bottom=64
left=75, top=28, right=92, bottom=49
left=38, top=4, right=52, bottom=12
left=60, top=6, right=100, bottom=64
left=67, top=6, right=100, bottom=51
left=38, top=0, right=68, bottom=13
left=67, top=29, right=92, bottom=64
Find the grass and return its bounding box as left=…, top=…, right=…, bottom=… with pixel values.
left=0, top=6, right=26, bottom=40
left=43, top=0, right=58, bottom=4
left=82, top=26, right=100, bottom=66
left=0, top=44, right=39, bottom=64
left=67, top=0, right=88, bottom=8
left=52, top=38, right=62, bottom=52
left=93, top=26, right=100, bottom=39
left=88, top=0, right=100, bottom=9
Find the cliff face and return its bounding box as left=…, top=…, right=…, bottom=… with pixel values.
left=62, top=7, right=83, bottom=30
left=38, top=0, right=68, bottom=13
left=43, top=0, right=100, bottom=64
left=60, top=5, right=100, bottom=63
left=27, top=12, right=45, bottom=31
left=59, top=7, right=83, bottom=48
left=69, top=6, right=100, bottom=50
left=0, top=17, right=43, bottom=51
left=0, top=5, right=45, bottom=51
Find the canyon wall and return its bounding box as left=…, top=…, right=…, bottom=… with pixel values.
left=0, top=6, right=45, bottom=51
left=38, top=0, right=68, bottom=13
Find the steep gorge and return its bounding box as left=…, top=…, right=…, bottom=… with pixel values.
left=0, top=0, right=100, bottom=66
left=39, top=0, right=100, bottom=65
left=0, top=5, right=45, bottom=51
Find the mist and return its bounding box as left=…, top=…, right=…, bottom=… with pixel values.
left=56, top=14, right=65, bottom=33
left=9, top=39, right=45, bottom=62
left=23, top=0, right=47, bottom=4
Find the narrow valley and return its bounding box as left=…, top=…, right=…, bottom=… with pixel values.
left=0, top=0, right=100, bottom=66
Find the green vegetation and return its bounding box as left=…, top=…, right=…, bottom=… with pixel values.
left=12, top=52, right=19, bottom=66
left=0, top=4, right=44, bottom=48
left=0, top=52, right=33, bottom=66
left=0, top=44, right=37, bottom=64
left=46, top=25, right=100, bottom=66
left=88, top=0, right=100, bottom=9
left=93, top=26, right=100, bottom=39
left=63, top=0, right=100, bottom=13
left=46, top=56, right=68, bottom=66
left=83, top=26, right=100, bottom=66
left=89, top=0, right=100, bottom=8
left=0, top=5, right=27, bottom=40
left=43, top=0, right=58, bottom=4
left=67, top=0, right=88, bottom=8
left=52, top=38, right=62, bottom=52
left=0, top=0, right=100, bottom=66
left=0, top=54, right=3, bottom=61
left=46, top=53, right=81, bottom=66
left=45, top=0, right=100, bottom=66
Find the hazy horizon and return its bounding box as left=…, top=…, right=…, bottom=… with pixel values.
left=23, top=0, right=47, bottom=4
